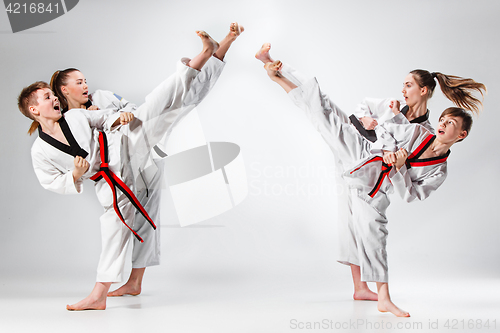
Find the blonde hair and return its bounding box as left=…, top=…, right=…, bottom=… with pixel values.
left=410, top=69, right=486, bottom=114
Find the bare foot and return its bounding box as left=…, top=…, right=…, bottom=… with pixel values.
left=378, top=299, right=410, bottom=317
left=229, top=22, right=244, bottom=39
left=67, top=298, right=106, bottom=311
left=196, top=30, right=219, bottom=55
left=107, top=283, right=141, bottom=297
left=255, top=43, right=273, bottom=64
left=67, top=282, right=110, bottom=311
left=353, top=289, right=378, bottom=301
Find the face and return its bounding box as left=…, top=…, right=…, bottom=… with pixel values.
left=30, top=88, right=61, bottom=121
left=437, top=115, right=467, bottom=143
left=61, top=71, right=89, bottom=107
left=402, top=73, right=428, bottom=107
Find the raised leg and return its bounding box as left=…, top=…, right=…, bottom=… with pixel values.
left=214, top=22, right=244, bottom=61
left=264, top=60, right=296, bottom=93
left=187, top=31, right=219, bottom=71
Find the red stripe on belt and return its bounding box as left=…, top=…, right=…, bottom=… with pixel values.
left=350, top=156, right=392, bottom=198
left=90, top=131, right=156, bottom=243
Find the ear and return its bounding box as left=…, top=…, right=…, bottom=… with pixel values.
left=420, top=86, right=428, bottom=96
left=29, top=105, right=39, bottom=117
left=458, top=130, right=467, bottom=140
left=60, top=85, right=67, bottom=95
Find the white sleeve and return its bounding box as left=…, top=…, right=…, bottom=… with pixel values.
left=388, top=164, right=447, bottom=203
left=91, top=90, right=138, bottom=113
left=370, top=127, right=398, bottom=153
left=354, top=97, right=399, bottom=123
left=32, top=148, right=83, bottom=195
left=76, top=108, right=121, bottom=132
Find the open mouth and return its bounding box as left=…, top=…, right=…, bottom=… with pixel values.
left=438, top=129, right=445, bottom=135
left=83, top=91, right=88, bottom=97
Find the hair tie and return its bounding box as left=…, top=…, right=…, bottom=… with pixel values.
left=431, top=72, right=437, bottom=79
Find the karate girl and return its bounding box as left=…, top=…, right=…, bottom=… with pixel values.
left=19, top=28, right=230, bottom=311
left=48, top=23, right=244, bottom=299
left=256, top=46, right=482, bottom=317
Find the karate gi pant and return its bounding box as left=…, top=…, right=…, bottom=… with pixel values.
left=95, top=57, right=224, bottom=282
left=282, top=65, right=391, bottom=282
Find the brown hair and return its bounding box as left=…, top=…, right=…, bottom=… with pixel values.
left=18, top=81, right=50, bottom=135
left=439, top=107, right=472, bottom=142
left=50, top=68, right=80, bottom=111
left=410, top=69, right=486, bottom=114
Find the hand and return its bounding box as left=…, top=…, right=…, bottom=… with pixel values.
left=389, top=100, right=401, bottom=115
left=383, top=150, right=397, bottom=166
left=88, top=105, right=100, bottom=111
left=394, top=148, right=408, bottom=171
left=73, top=156, right=90, bottom=182
left=359, top=116, right=378, bottom=130
left=119, top=112, right=134, bottom=125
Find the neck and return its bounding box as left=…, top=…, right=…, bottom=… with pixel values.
left=406, top=100, right=428, bottom=120
left=430, top=138, right=452, bottom=156
left=67, top=100, right=87, bottom=110
left=38, top=117, right=61, bottom=136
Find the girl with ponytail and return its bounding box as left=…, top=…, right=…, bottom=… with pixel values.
left=355, top=69, right=486, bottom=135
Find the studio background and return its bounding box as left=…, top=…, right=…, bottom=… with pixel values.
left=1, top=1, right=499, bottom=332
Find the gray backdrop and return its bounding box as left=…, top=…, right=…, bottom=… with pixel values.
left=0, top=0, right=498, bottom=313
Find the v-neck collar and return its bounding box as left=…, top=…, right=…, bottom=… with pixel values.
left=38, top=116, right=89, bottom=158
left=401, top=105, right=430, bottom=124
left=406, top=134, right=450, bottom=167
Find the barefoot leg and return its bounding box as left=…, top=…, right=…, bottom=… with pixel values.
left=351, top=265, right=378, bottom=301
left=187, top=31, right=219, bottom=71
left=255, top=43, right=274, bottom=64
left=214, top=22, right=244, bottom=61
left=66, top=282, right=112, bottom=311
left=107, top=267, right=146, bottom=297
left=264, top=60, right=296, bottom=93
left=376, top=282, right=410, bottom=317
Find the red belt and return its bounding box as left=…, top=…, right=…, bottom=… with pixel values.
left=90, top=131, right=156, bottom=243
left=350, top=156, right=392, bottom=198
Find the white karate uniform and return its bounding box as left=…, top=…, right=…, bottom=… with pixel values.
left=338, top=97, right=435, bottom=272
left=286, top=76, right=448, bottom=282
left=85, top=89, right=163, bottom=268
left=32, top=57, right=224, bottom=282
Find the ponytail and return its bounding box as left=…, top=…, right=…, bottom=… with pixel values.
left=434, top=72, right=486, bottom=114
left=410, top=69, right=486, bottom=114
left=28, top=120, right=39, bottom=135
